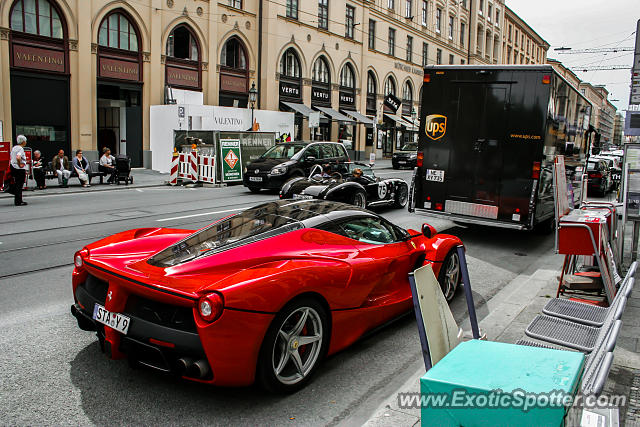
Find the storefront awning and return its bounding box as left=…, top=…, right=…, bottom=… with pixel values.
left=282, top=101, right=315, bottom=117
left=401, top=115, right=419, bottom=131
left=315, top=106, right=356, bottom=124
left=341, top=110, right=376, bottom=127
left=384, top=113, right=409, bottom=127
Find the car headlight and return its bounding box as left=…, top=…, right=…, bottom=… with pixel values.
left=270, top=166, right=287, bottom=176
left=409, top=154, right=417, bottom=159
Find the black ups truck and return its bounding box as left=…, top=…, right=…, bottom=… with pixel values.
left=410, top=65, right=591, bottom=230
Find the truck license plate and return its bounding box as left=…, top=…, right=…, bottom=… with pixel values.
left=425, top=169, right=445, bottom=182
left=93, top=303, right=130, bottom=335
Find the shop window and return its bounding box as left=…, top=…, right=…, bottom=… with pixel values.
left=10, top=0, right=63, bottom=38
left=221, top=37, right=247, bottom=69
left=312, top=57, right=330, bottom=83
left=167, top=26, right=199, bottom=61
left=280, top=48, right=301, bottom=78
left=98, top=12, right=139, bottom=51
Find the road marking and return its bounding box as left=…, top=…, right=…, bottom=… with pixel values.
left=136, top=189, right=144, bottom=192
left=156, top=208, right=243, bottom=222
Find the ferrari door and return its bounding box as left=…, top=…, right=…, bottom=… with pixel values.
left=336, top=216, right=416, bottom=306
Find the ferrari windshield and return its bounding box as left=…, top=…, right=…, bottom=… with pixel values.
left=260, top=144, right=306, bottom=160
left=148, top=203, right=306, bottom=267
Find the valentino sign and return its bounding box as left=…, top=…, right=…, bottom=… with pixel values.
left=99, top=57, right=139, bottom=81
left=13, top=44, right=65, bottom=73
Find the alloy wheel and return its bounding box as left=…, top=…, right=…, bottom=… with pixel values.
left=271, top=307, right=323, bottom=385
left=353, top=192, right=366, bottom=208
left=442, top=252, right=460, bottom=301
left=396, top=186, right=408, bottom=207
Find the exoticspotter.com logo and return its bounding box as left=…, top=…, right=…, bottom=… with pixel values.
left=397, top=389, right=626, bottom=413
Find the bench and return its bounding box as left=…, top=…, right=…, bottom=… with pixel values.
left=518, top=261, right=637, bottom=396
left=44, top=161, right=107, bottom=185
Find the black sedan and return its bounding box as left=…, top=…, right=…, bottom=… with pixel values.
left=279, top=162, right=409, bottom=209
left=392, top=143, right=418, bottom=169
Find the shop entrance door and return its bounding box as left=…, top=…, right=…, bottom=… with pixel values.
left=97, top=99, right=126, bottom=158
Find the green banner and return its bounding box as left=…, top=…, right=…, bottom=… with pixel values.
left=220, top=138, right=243, bottom=182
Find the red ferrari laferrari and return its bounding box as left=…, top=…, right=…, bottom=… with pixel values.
left=71, top=200, right=463, bottom=392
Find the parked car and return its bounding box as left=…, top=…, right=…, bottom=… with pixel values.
left=70, top=200, right=463, bottom=392
left=392, top=143, right=418, bottom=169
left=592, top=155, right=621, bottom=188
left=280, top=162, right=409, bottom=209
left=242, top=141, right=349, bottom=192
left=586, top=159, right=613, bottom=196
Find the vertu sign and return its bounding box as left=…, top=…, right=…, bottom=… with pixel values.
left=384, top=94, right=401, bottom=112
left=312, top=87, right=331, bottom=103
left=279, top=81, right=301, bottom=99
left=13, top=44, right=64, bottom=73
left=339, top=91, right=355, bottom=106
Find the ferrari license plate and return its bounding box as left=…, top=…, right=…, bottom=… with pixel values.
left=249, top=177, right=262, bottom=182
left=93, top=303, right=130, bottom=334
left=426, top=169, right=445, bottom=183
left=293, top=194, right=314, bottom=200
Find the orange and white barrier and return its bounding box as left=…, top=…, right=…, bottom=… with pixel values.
left=169, top=152, right=179, bottom=185
left=188, top=149, right=198, bottom=182
left=199, top=155, right=216, bottom=184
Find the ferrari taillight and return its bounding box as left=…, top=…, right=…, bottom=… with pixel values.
left=74, top=248, right=89, bottom=268
left=198, top=292, right=224, bottom=323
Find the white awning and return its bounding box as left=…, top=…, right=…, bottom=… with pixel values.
left=282, top=101, right=314, bottom=117
left=401, top=115, right=419, bottom=131
left=315, top=106, right=356, bottom=124
left=341, top=109, right=376, bottom=127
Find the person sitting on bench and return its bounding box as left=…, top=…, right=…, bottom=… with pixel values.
left=72, top=149, right=90, bottom=188
left=99, top=147, right=117, bottom=184
left=52, top=149, right=71, bottom=188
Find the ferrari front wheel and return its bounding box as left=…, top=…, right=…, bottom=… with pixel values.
left=438, top=250, right=461, bottom=302
left=257, top=298, right=329, bottom=393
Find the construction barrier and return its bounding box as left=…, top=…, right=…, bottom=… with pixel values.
left=169, top=152, right=179, bottom=185
left=188, top=149, right=198, bottom=183
left=199, top=155, right=216, bottom=184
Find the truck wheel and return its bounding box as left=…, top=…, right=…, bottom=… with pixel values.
left=394, top=185, right=408, bottom=208
left=438, top=250, right=460, bottom=302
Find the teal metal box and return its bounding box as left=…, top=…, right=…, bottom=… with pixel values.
left=420, top=340, right=584, bottom=426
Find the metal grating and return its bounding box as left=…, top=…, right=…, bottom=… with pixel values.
left=515, top=339, right=565, bottom=350
left=445, top=200, right=499, bottom=219
left=542, top=299, right=608, bottom=327
left=525, top=314, right=600, bottom=352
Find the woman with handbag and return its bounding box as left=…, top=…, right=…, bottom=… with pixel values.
left=72, top=149, right=91, bottom=188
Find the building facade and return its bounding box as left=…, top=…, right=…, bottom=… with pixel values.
left=502, top=6, right=548, bottom=65
left=0, top=0, right=524, bottom=165
left=613, top=112, right=623, bottom=147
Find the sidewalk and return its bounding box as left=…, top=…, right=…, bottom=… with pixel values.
left=363, top=244, right=640, bottom=426
left=1, top=168, right=168, bottom=199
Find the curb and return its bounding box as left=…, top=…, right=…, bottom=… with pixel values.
left=0, top=182, right=167, bottom=198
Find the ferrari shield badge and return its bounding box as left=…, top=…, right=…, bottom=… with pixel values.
left=425, top=114, right=447, bottom=140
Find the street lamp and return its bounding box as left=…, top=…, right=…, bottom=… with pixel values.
left=249, top=81, right=258, bottom=130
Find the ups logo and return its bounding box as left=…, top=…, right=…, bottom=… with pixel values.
left=425, top=114, right=447, bottom=140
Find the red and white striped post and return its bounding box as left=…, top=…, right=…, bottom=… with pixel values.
left=189, top=149, right=199, bottom=183
left=169, top=150, right=179, bottom=185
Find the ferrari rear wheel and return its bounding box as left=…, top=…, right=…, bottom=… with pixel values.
left=352, top=191, right=367, bottom=208
left=394, top=185, right=409, bottom=208
left=257, top=298, right=329, bottom=393
left=438, top=250, right=460, bottom=302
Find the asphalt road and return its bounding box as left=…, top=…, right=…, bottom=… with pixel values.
left=0, top=170, right=556, bottom=426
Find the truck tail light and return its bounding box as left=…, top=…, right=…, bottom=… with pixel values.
left=542, top=74, right=551, bottom=84
left=589, top=172, right=602, bottom=179
left=435, top=203, right=443, bottom=210
left=532, top=161, right=541, bottom=179
left=423, top=74, right=431, bottom=83
left=198, top=293, right=224, bottom=323
left=417, top=152, right=424, bottom=167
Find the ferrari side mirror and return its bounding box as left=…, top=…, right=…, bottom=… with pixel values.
left=422, top=223, right=436, bottom=238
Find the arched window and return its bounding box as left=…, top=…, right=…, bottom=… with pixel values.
left=221, top=37, right=247, bottom=70
left=10, top=0, right=63, bottom=38
left=167, top=25, right=199, bottom=61
left=98, top=12, right=139, bottom=51
left=367, top=72, right=377, bottom=96
left=384, top=76, right=396, bottom=96
left=312, top=56, right=330, bottom=83
left=339, top=64, right=355, bottom=88
left=280, top=48, right=301, bottom=78
left=402, top=80, right=413, bottom=115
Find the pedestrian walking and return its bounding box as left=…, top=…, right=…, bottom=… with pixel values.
left=10, top=135, right=28, bottom=206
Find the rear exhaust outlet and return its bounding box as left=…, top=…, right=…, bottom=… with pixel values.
left=176, top=357, right=194, bottom=375
left=191, top=359, right=210, bottom=379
